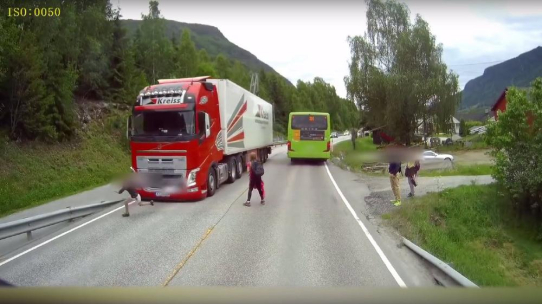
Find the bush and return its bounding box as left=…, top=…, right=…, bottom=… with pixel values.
left=485, top=78, right=542, bottom=219
left=459, top=119, right=467, bottom=137
left=465, top=120, right=484, bottom=135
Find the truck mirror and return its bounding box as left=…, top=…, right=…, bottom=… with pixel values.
left=205, top=113, right=211, bottom=137
left=126, top=116, right=131, bottom=140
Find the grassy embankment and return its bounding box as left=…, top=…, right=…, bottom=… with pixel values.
left=0, top=110, right=131, bottom=218
left=385, top=184, right=542, bottom=286
left=331, top=137, right=377, bottom=171
left=332, top=136, right=492, bottom=176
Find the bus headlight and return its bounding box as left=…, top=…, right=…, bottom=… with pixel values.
left=186, top=168, right=200, bottom=187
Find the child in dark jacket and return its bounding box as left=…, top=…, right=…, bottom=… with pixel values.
left=244, top=153, right=265, bottom=207
left=405, top=160, right=421, bottom=197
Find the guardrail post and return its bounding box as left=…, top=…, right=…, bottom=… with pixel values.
left=26, top=231, right=32, bottom=240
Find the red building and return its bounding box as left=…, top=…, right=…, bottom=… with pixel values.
left=491, top=88, right=534, bottom=125
left=491, top=88, right=508, bottom=121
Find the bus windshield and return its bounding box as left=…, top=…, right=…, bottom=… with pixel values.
left=291, top=115, right=328, bottom=130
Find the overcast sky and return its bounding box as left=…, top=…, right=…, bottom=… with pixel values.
left=117, top=0, right=542, bottom=98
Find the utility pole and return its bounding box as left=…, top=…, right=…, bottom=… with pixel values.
left=250, top=72, right=259, bottom=96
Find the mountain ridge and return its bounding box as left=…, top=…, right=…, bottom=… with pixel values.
left=460, top=46, right=542, bottom=110
left=121, top=19, right=293, bottom=86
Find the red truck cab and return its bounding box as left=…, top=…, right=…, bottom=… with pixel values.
left=128, top=77, right=222, bottom=201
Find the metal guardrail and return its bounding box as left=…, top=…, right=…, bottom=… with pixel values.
left=1, top=143, right=288, bottom=242
left=402, top=237, right=478, bottom=287
left=0, top=200, right=123, bottom=241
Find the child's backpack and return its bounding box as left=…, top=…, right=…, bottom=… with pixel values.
left=252, top=161, right=264, bottom=177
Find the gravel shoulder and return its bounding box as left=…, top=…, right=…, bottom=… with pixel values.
left=360, top=174, right=495, bottom=217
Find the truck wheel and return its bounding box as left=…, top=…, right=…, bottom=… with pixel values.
left=226, top=157, right=236, bottom=184
left=235, top=154, right=243, bottom=178
left=207, top=168, right=217, bottom=197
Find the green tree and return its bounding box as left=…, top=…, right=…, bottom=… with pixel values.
left=198, top=49, right=210, bottom=63
left=345, top=0, right=460, bottom=145
left=134, top=1, right=175, bottom=84
left=485, top=78, right=542, bottom=220
left=459, top=119, right=467, bottom=137
left=7, top=30, right=54, bottom=140
left=76, top=0, right=115, bottom=99
left=196, top=62, right=218, bottom=78
left=215, top=54, right=231, bottom=79
left=176, top=29, right=199, bottom=77
left=230, top=61, right=251, bottom=90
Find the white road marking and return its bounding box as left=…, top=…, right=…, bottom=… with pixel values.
left=324, top=163, right=407, bottom=288
left=0, top=202, right=134, bottom=268
left=0, top=146, right=287, bottom=268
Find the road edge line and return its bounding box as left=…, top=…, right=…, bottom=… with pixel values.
left=324, top=162, right=407, bottom=288
left=0, top=202, right=132, bottom=268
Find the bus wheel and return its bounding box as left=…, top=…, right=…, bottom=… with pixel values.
left=227, top=157, right=236, bottom=184
left=207, top=168, right=217, bottom=197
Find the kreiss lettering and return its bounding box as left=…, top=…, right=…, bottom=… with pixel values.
left=157, top=97, right=183, bottom=104
left=256, top=104, right=270, bottom=119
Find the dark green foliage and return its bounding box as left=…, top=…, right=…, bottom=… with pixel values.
left=345, top=0, right=460, bottom=145
left=0, top=0, right=359, bottom=142
left=121, top=19, right=293, bottom=85
left=459, top=119, right=467, bottom=137
left=485, top=78, right=542, bottom=221
left=176, top=29, right=199, bottom=77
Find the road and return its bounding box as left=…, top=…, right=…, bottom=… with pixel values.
left=0, top=142, right=433, bottom=287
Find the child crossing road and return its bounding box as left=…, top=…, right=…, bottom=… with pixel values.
left=244, top=153, right=265, bottom=207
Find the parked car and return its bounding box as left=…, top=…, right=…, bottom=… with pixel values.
left=422, top=150, right=454, bottom=164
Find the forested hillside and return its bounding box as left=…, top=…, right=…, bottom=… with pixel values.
left=0, top=0, right=358, bottom=143
left=121, top=19, right=292, bottom=85
left=460, top=46, right=542, bottom=110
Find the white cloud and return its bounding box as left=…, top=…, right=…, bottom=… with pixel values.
left=119, top=0, right=542, bottom=97
left=404, top=0, right=542, bottom=88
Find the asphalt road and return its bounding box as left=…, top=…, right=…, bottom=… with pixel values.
left=0, top=142, right=432, bottom=287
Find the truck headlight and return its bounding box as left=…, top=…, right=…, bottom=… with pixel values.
left=186, top=168, right=200, bottom=187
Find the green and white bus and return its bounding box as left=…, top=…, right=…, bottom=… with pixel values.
left=287, top=112, right=331, bottom=162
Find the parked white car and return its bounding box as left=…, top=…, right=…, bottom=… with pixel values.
left=422, top=150, right=454, bottom=164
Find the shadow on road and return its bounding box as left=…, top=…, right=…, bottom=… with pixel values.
left=289, top=159, right=327, bottom=166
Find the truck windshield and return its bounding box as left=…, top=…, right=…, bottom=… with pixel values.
left=133, top=110, right=195, bottom=137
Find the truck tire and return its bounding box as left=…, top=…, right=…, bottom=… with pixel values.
left=226, top=157, right=236, bottom=184
left=207, top=168, right=217, bottom=197
left=235, top=154, right=243, bottom=179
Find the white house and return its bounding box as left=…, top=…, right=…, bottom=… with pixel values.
left=451, top=116, right=460, bottom=134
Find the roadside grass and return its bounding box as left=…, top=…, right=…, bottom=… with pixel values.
left=331, top=137, right=378, bottom=171
left=386, top=184, right=542, bottom=286
left=0, top=111, right=131, bottom=218
left=417, top=164, right=493, bottom=177
left=331, top=138, right=492, bottom=177
left=436, top=133, right=489, bottom=152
